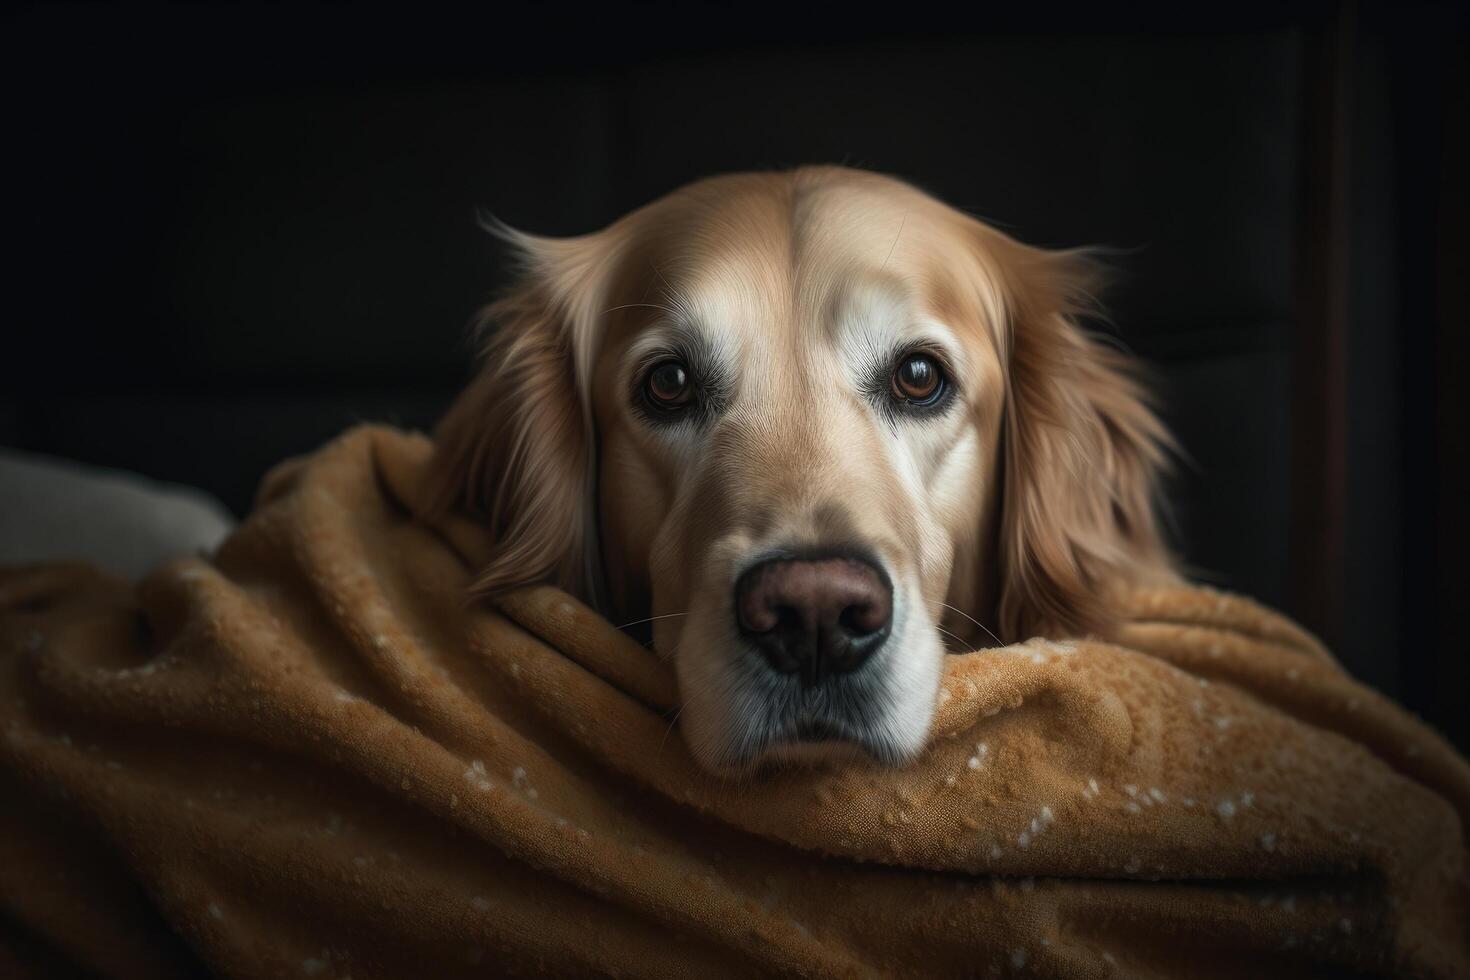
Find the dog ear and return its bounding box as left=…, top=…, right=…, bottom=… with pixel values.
left=993, top=243, right=1176, bottom=641
left=427, top=224, right=615, bottom=607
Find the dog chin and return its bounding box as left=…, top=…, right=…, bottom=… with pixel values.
left=698, top=709, right=932, bottom=774
left=757, top=738, right=881, bottom=770
left=690, top=731, right=908, bottom=775
left=667, top=586, right=944, bottom=775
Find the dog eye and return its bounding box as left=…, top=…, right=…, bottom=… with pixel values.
left=891, top=353, right=944, bottom=405
left=645, top=360, right=693, bottom=407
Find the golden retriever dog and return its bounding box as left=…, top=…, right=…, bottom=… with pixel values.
left=430, top=166, right=1177, bottom=773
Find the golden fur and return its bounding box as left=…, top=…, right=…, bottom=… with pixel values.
left=431, top=166, right=1177, bottom=770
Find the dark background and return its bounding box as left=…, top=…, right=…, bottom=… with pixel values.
left=3, top=2, right=1465, bottom=749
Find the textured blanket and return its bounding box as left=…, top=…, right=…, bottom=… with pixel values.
left=1, top=426, right=1467, bottom=978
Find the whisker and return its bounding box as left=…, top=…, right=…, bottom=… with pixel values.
left=616, top=612, right=690, bottom=630
left=601, top=302, right=679, bottom=317
left=659, top=701, right=687, bottom=756
left=929, top=601, right=1005, bottom=648
left=879, top=209, right=909, bottom=275
left=656, top=644, right=699, bottom=757
left=933, top=624, right=971, bottom=650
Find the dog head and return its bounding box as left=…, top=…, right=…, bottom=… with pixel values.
left=432, top=167, right=1175, bottom=772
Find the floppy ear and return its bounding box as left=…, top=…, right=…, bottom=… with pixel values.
left=994, top=244, right=1177, bottom=641
left=427, top=226, right=613, bottom=607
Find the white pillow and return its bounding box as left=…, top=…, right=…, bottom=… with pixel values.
left=0, top=449, right=235, bottom=580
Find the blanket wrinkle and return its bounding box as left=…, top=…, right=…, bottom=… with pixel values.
left=1, top=424, right=1467, bottom=979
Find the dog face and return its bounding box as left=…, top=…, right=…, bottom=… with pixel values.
left=432, top=167, right=1174, bottom=773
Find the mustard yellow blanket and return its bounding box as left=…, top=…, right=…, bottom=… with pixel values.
left=1, top=426, right=1467, bottom=978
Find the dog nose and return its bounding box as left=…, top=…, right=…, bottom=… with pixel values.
left=734, top=556, right=892, bottom=687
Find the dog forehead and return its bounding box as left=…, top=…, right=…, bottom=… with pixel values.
left=614, top=174, right=993, bottom=386
left=666, top=268, right=969, bottom=405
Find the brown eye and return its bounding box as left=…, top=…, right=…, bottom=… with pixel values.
left=646, top=360, right=693, bottom=407
left=891, top=353, right=943, bottom=404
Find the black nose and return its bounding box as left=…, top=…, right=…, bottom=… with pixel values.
left=734, top=555, right=893, bottom=687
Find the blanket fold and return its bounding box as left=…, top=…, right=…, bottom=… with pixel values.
left=1, top=425, right=1466, bottom=978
